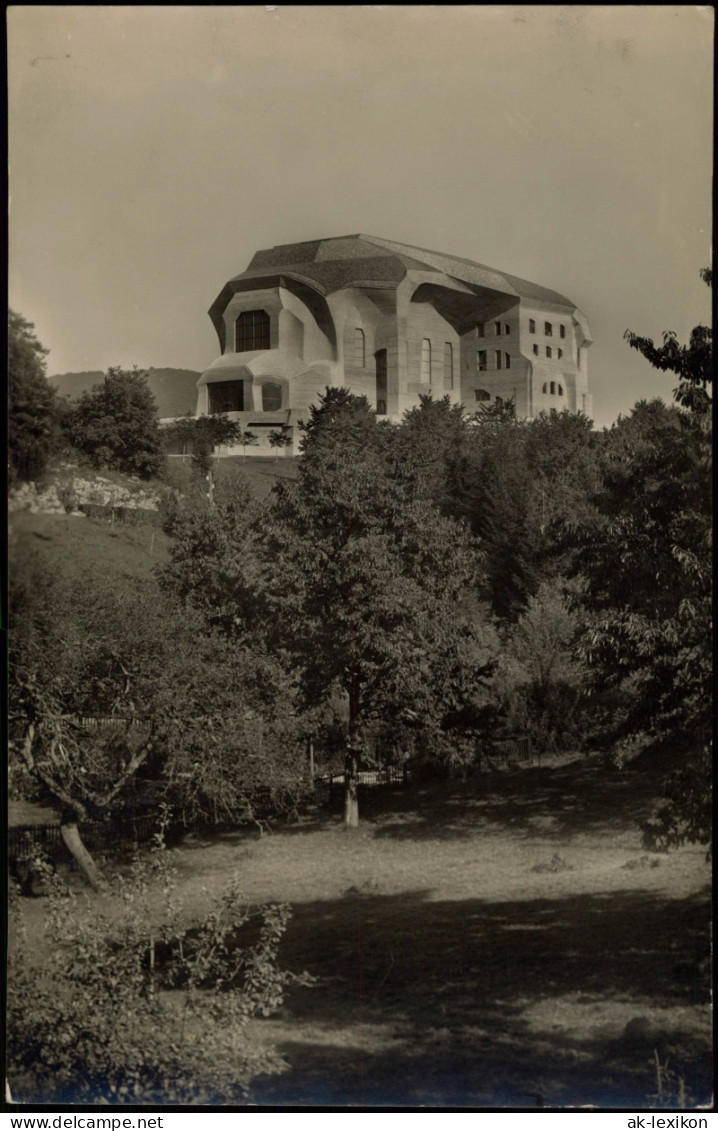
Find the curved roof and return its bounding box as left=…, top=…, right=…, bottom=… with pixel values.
left=214, top=234, right=577, bottom=309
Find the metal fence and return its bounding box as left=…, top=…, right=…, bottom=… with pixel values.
left=8, top=811, right=162, bottom=872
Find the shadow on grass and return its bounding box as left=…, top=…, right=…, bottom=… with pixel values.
left=252, top=885, right=711, bottom=1108
left=308, top=761, right=665, bottom=843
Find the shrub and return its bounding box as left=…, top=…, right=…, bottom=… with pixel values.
left=7, top=825, right=312, bottom=1104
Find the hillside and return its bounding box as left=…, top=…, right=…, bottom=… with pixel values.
left=49, top=367, right=200, bottom=418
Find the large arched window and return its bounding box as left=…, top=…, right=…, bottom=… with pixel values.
left=235, top=310, right=270, bottom=352
left=421, top=339, right=432, bottom=383
left=354, top=328, right=366, bottom=367
left=262, top=382, right=282, bottom=411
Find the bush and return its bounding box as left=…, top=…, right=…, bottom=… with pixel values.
left=7, top=825, right=312, bottom=1104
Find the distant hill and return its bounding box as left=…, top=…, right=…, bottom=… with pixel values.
left=48, top=368, right=200, bottom=419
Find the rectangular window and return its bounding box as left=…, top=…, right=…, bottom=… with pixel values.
left=560, top=324, right=566, bottom=339
left=209, top=381, right=244, bottom=414
left=495, top=350, right=502, bottom=370
left=235, top=309, right=270, bottom=352
left=533, top=344, right=539, bottom=356
left=545, top=322, right=553, bottom=337
left=505, top=352, right=511, bottom=369
left=557, top=348, right=563, bottom=360
left=444, top=342, right=453, bottom=389
left=477, top=322, right=485, bottom=338
left=495, top=321, right=501, bottom=336
left=504, top=323, right=510, bottom=336
left=529, top=319, right=536, bottom=333
left=546, top=346, right=552, bottom=359
left=477, top=350, right=487, bottom=371
left=420, top=338, right=432, bottom=383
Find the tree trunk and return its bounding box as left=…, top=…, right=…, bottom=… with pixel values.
left=60, top=820, right=107, bottom=892
left=344, top=743, right=359, bottom=828
left=344, top=674, right=360, bottom=827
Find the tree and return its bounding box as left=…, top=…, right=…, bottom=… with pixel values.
left=8, top=555, right=173, bottom=888
left=571, top=274, right=712, bottom=848
left=65, top=367, right=164, bottom=479
left=447, top=410, right=542, bottom=620
left=624, top=268, right=712, bottom=417
left=497, top=580, right=588, bottom=751
left=266, top=390, right=494, bottom=826
left=269, top=427, right=293, bottom=460
left=164, top=413, right=245, bottom=504
left=8, top=310, right=60, bottom=483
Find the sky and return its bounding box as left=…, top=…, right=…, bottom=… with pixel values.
left=8, top=5, right=713, bottom=428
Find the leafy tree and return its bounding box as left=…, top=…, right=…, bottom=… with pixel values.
left=8, top=836, right=309, bottom=1103
left=164, top=413, right=247, bottom=504
left=65, top=367, right=164, bottom=479
left=394, top=394, right=469, bottom=505
left=624, top=268, right=712, bottom=416
left=447, top=412, right=541, bottom=620
left=267, top=390, right=494, bottom=825
left=8, top=310, right=60, bottom=483
left=572, top=274, right=712, bottom=848
left=269, top=426, right=293, bottom=459
left=497, top=580, right=588, bottom=751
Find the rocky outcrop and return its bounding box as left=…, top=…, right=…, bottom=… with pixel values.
left=8, top=470, right=163, bottom=516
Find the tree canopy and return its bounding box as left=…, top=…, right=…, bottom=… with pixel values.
left=65, top=367, right=164, bottom=478
left=8, top=310, right=61, bottom=483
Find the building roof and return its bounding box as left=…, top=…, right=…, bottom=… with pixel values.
left=228, top=234, right=577, bottom=308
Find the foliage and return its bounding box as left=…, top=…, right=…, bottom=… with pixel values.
left=64, top=367, right=164, bottom=479
left=7, top=828, right=311, bottom=1103
left=641, top=747, right=712, bottom=854
left=8, top=310, right=61, bottom=483
left=163, top=413, right=253, bottom=478
left=268, top=390, right=496, bottom=749
left=269, top=426, right=293, bottom=456
left=497, top=581, right=588, bottom=751
left=624, top=269, right=712, bottom=416
left=158, top=479, right=270, bottom=639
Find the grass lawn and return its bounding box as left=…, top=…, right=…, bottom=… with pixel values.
left=8, top=509, right=171, bottom=577
left=15, top=758, right=711, bottom=1109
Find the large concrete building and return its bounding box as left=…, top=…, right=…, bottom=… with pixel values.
left=196, top=235, right=592, bottom=456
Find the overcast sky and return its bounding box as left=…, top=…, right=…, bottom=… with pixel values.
left=8, top=5, right=713, bottom=428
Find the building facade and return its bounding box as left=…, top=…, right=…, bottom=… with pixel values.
left=195, top=235, right=592, bottom=456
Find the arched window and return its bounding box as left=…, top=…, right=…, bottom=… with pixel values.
left=354, top=328, right=366, bottom=367
left=477, top=350, right=487, bottom=371
left=542, top=382, right=548, bottom=394
left=235, top=310, right=270, bottom=352
left=505, top=352, right=511, bottom=369
left=550, top=381, right=556, bottom=395
left=262, top=382, right=282, bottom=411
left=421, top=339, right=431, bottom=383
left=376, top=399, right=387, bottom=416
left=557, top=348, right=563, bottom=360
left=475, top=388, right=490, bottom=402
left=444, top=343, right=453, bottom=388
left=557, top=383, right=564, bottom=396
left=546, top=346, right=552, bottom=359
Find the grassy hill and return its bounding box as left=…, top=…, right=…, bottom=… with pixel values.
left=49, top=367, right=200, bottom=418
